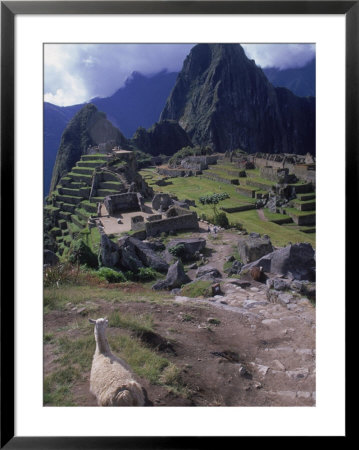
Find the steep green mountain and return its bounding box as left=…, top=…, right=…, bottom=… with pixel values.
left=160, top=43, right=315, bottom=155
left=131, top=120, right=193, bottom=156
left=49, top=104, right=130, bottom=192
left=263, top=59, right=315, bottom=97
left=44, top=71, right=178, bottom=197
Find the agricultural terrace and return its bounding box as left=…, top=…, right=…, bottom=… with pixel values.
left=140, top=164, right=315, bottom=249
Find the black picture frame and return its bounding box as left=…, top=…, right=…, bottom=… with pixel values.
left=1, top=1, right=354, bottom=447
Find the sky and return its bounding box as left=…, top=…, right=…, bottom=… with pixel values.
left=44, top=43, right=315, bottom=107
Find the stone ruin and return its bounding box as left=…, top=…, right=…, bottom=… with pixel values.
left=158, top=154, right=220, bottom=178
left=104, top=192, right=143, bottom=215
left=103, top=190, right=199, bottom=238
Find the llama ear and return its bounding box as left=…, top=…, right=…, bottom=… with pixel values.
left=89, top=319, right=96, bottom=324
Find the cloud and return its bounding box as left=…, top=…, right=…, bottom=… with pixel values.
left=44, top=44, right=194, bottom=106
left=242, top=43, right=315, bottom=69
left=44, top=43, right=315, bottom=106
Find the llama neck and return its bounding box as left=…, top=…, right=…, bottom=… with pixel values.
left=95, top=329, right=111, bottom=355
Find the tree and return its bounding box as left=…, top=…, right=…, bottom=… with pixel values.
left=199, top=192, right=230, bottom=217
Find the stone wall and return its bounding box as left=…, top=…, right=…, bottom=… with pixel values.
left=145, top=212, right=199, bottom=237
left=147, top=214, right=162, bottom=222
left=220, top=204, right=256, bottom=213
left=131, top=215, right=145, bottom=231
left=104, top=192, right=140, bottom=215
left=202, top=172, right=239, bottom=185
left=157, top=167, right=201, bottom=177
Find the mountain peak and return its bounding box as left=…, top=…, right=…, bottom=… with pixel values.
left=160, top=43, right=315, bottom=154
left=49, top=104, right=129, bottom=192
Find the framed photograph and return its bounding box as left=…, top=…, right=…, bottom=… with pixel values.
left=1, top=1, right=354, bottom=447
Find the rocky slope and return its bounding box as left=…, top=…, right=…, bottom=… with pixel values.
left=132, top=120, right=193, bottom=157
left=160, top=43, right=315, bottom=155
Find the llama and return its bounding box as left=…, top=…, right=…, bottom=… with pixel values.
left=250, top=266, right=265, bottom=282
left=89, top=318, right=146, bottom=406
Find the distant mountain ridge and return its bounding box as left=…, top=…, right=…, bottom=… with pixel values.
left=263, top=59, right=315, bottom=97
left=44, top=70, right=179, bottom=196
left=160, top=43, right=315, bottom=155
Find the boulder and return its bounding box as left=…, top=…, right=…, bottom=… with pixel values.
left=44, top=249, right=59, bottom=266
left=152, top=260, right=191, bottom=290
left=129, top=237, right=169, bottom=273
left=241, top=243, right=315, bottom=281
left=238, top=234, right=273, bottom=264
left=165, top=237, right=206, bottom=262
left=117, top=236, right=144, bottom=272
left=266, top=278, right=291, bottom=291
left=143, top=239, right=166, bottom=252
left=226, top=260, right=243, bottom=276
left=100, top=233, right=121, bottom=268
left=196, top=265, right=222, bottom=280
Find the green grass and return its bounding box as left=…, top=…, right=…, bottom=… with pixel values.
left=108, top=334, right=170, bottom=385
left=181, top=280, right=213, bottom=298
left=44, top=283, right=171, bottom=313
left=44, top=367, right=80, bottom=406
left=145, top=172, right=315, bottom=247
left=108, top=311, right=154, bottom=333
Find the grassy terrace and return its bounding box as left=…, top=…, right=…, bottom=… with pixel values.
left=140, top=168, right=315, bottom=248
left=205, top=166, right=239, bottom=181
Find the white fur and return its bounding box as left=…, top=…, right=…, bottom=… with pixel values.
left=89, top=318, right=145, bottom=406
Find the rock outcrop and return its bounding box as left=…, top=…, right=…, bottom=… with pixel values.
left=160, top=43, right=315, bottom=155
left=100, top=233, right=121, bottom=268
left=166, top=238, right=206, bottom=262
left=152, top=260, right=191, bottom=290
left=241, top=243, right=315, bottom=281
left=129, top=238, right=168, bottom=273
left=196, top=265, right=222, bottom=280
left=132, top=120, right=193, bottom=156
left=238, top=233, right=274, bottom=265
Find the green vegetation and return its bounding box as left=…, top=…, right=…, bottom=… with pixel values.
left=142, top=168, right=315, bottom=247
left=212, top=211, right=230, bottom=229
left=97, top=267, right=127, bottom=283
left=168, top=244, right=186, bottom=258
left=68, top=238, right=98, bottom=268
left=43, top=272, right=189, bottom=405
left=108, top=311, right=154, bottom=333
left=168, top=145, right=213, bottom=166
left=181, top=280, right=213, bottom=298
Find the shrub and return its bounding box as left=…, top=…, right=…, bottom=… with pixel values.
left=97, top=267, right=126, bottom=283
left=44, top=263, right=75, bottom=287
left=137, top=267, right=158, bottom=282
left=168, top=244, right=186, bottom=258
left=124, top=270, right=137, bottom=281
left=68, top=238, right=98, bottom=268
left=213, top=212, right=229, bottom=229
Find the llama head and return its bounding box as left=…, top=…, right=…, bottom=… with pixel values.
left=89, top=317, right=109, bottom=332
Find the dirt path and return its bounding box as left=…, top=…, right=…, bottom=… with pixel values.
left=44, top=228, right=315, bottom=407
left=257, top=209, right=269, bottom=221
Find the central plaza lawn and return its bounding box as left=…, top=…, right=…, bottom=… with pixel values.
left=140, top=171, right=315, bottom=248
